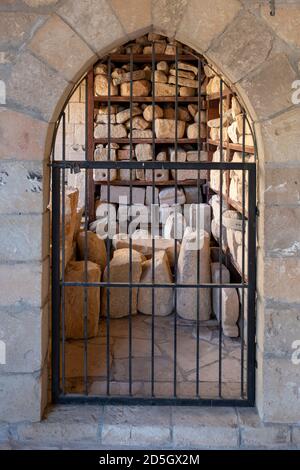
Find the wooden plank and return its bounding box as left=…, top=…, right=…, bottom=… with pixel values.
left=94, top=138, right=203, bottom=145
left=94, top=95, right=206, bottom=104
left=206, top=87, right=231, bottom=101
left=207, top=139, right=255, bottom=155
left=108, top=54, right=198, bottom=63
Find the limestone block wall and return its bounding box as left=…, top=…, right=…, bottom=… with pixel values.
left=0, top=0, right=299, bottom=426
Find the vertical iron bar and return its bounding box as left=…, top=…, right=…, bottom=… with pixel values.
left=247, top=165, right=256, bottom=405
left=218, top=78, right=223, bottom=398
left=61, top=112, right=66, bottom=395
left=151, top=41, right=156, bottom=397
left=84, top=84, right=89, bottom=395
left=241, top=108, right=246, bottom=397
left=173, top=45, right=179, bottom=397
left=51, top=165, right=61, bottom=402
left=196, top=57, right=201, bottom=397
left=129, top=49, right=133, bottom=396
left=106, top=57, right=112, bottom=396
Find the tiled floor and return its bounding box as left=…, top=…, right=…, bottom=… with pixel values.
left=62, top=313, right=246, bottom=399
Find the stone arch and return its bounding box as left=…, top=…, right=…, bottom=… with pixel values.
left=0, top=0, right=299, bottom=425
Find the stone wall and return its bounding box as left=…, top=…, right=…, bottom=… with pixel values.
left=0, top=0, right=299, bottom=427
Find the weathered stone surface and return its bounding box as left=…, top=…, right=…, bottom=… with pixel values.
left=177, top=0, right=241, bottom=51
left=110, top=0, right=151, bottom=36
left=170, top=147, right=186, bottom=162
left=211, top=263, right=239, bottom=337
left=77, top=230, right=107, bottom=271
left=113, top=233, right=178, bottom=267
left=157, top=61, right=169, bottom=74
left=113, top=69, right=151, bottom=86
left=138, top=251, right=173, bottom=316
left=155, top=83, right=176, bottom=96
left=185, top=203, right=211, bottom=235
left=143, top=42, right=166, bottom=55
left=129, top=129, right=153, bottom=139
left=6, top=51, right=70, bottom=122
left=143, top=104, right=163, bottom=122
left=119, top=164, right=136, bottom=181
left=206, top=76, right=221, bottom=95
left=116, top=106, right=142, bottom=124
left=94, top=123, right=127, bottom=139
left=0, top=12, right=41, bottom=49
left=101, top=185, right=145, bottom=205
left=239, top=54, right=297, bottom=121
left=264, top=257, right=300, bottom=303
left=264, top=167, right=300, bottom=205
left=260, top=107, right=300, bottom=164
left=155, top=119, right=185, bottom=138
left=28, top=15, right=95, bottom=82
left=159, top=187, right=186, bottom=205
left=64, top=260, right=101, bottom=338
left=208, top=12, right=273, bottom=83
left=179, top=86, right=196, bottom=97
left=228, top=121, right=239, bottom=143
left=0, top=213, right=47, bottom=262
left=120, top=80, right=151, bottom=97
left=58, top=0, right=125, bottom=55
left=94, top=74, right=118, bottom=96
left=102, top=249, right=144, bottom=318
left=232, top=96, right=242, bottom=118
left=93, top=143, right=117, bottom=181
left=156, top=151, right=167, bottom=161
left=187, top=122, right=206, bottom=139
left=183, top=186, right=203, bottom=204
left=264, top=206, right=300, bottom=256
left=177, top=227, right=211, bottom=321
left=0, top=373, right=44, bottom=423
left=135, top=143, right=152, bottom=161
left=153, top=70, right=168, bottom=83
left=125, top=115, right=150, bottom=130
left=152, top=0, right=188, bottom=37
left=145, top=169, right=169, bottom=182
left=168, top=75, right=198, bottom=88
left=261, top=4, right=300, bottom=49
left=169, top=68, right=195, bottom=80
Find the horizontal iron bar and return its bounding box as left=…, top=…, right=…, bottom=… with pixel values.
left=49, top=160, right=256, bottom=171
left=55, top=394, right=254, bottom=407
left=62, top=281, right=248, bottom=289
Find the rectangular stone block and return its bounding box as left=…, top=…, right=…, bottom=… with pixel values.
left=172, top=406, right=239, bottom=448
left=0, top=109, right=51, bottom=161
left=0, top=212, right=49, bottom=262
left=100, top=185, right=145, bottom=205
left=264, top=206, right=300, bottom=256
left=0, top=305, right=48, bottom=373
left=0, top=160, right=48, bottom=214
left=264, top=166, right=300, bottom=205
left=264, top=257, right=300, bottom=303
left=0, top=372, right=45, bottom=422
left=0, top=259, right=48, bottom=308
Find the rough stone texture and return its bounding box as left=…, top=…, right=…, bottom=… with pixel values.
left=261, top=4, right=300, bottom=49
left=260, top=107, right=300, bottom=163
left=155, top=119, right=185, bottom=139
left=0, top=12, right=43, bottom=49
left=94, top=74, right=118, bottom=96
left=238, top=408, right=291, bottom=449
left=0, top=213, right=48, bottom=262
left=264, top=257, right=300, bottom=304
left=0, top=306, right=48, bottom=373
left=77, top=231, right=107, bottom=271
left=101, top=248, right=144, bottom=318
left=0, top=259, right=48, bottom=308
left=58, top=0, right=125, bottom=55
left=264, top=167, right=300, bottom=205
left=264, top=207, right=300, bottom=256
left=110, top=0, right=151, bottom=37
left=238, top=54, right=297, bottom=121
left=207, top=12, right=273, bottom=83
left=120, top=80, right=151, bottom=97
left=28, top=15, right=95, bottom=82
left=152, top=0, right=188, bottom=37
left=64, top=261, right=101, bottom=339
left=6, top=51, right=71, bottom=122
left=138, top=251, right=173, bottom=316
left=0, top=109, right=51, bottom=161
left=101, top=185, right=145, bottom=205
left=257, top=353, right=300, bottom=424
left=177, top=228, right=211, bottom=321
left=172, top=406, right=239, bottom=448
left=0, top=372, right=45, bottom=423
left=177, top=0, right=241, bottom=52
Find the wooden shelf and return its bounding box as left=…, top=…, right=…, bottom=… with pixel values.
left=209, top=187, right=248, bottom=218
left=108, top=54, right=198, bottom=63
left=94, top=138, right=204, bottom=145
left=94, top=179, right=205, bottom=187
left=208, top=139, right=255, bottom=155
left=94, top=96, right=206, bottom=104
